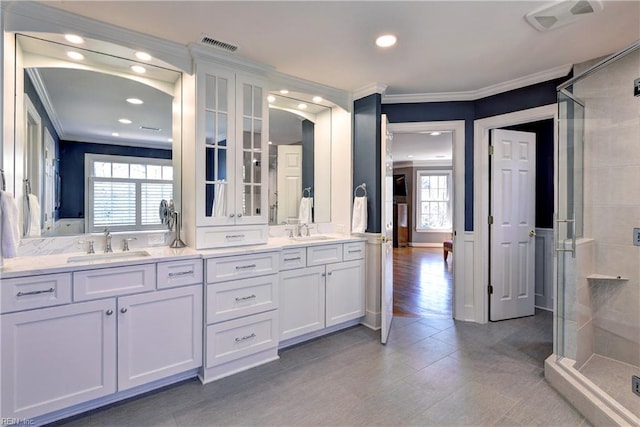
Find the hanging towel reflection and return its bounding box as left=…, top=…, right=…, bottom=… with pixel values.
left=0, top=191, right=20, bottom=258
left=212, top=181, right=227, bottom=217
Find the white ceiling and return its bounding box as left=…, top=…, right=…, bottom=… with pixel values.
left=40, top=0, right=640, bottom=96
left=392, top=132, right=453, bottom=163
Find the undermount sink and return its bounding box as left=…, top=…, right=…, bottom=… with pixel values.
left=289, top=235, right=334, bottom=241
left=67, top=250, right=151, bottom=263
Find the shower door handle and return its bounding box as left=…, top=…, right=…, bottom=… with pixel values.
left=555, top=217, right=576, bottom=256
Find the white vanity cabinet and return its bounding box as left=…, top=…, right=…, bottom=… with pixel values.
left=1, top=298, right=117, bottom=421
left=279, top=241, right=366, bottom=344
left=0, top=257, right=203, bottom=422
left=200, top=251, right=279, bottom=383
left=184, top=55, right=270, bottom=249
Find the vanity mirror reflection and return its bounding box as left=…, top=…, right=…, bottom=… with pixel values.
left=267, top=94, right=331, bottom=225
left=13, top=33, right=182, bottom=238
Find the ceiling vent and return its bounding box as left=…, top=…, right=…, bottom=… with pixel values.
left=525, top=0, right=603, bottom=32
left=140, top=126, right=161, bottom=132
left=200, top=34, right=238, bottom=52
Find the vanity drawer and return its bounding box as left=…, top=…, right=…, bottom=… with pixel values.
left=280, top=248, right=307, bottom=271
left=206, top=274, right=278, bottom=324
left=205, top=252, right=279, bottom=284
left=205, top=310, right=278, bottom=368
left=157, top=258, right=203, bottom=289
left=1, top=273, right=72, bottom=313
left=73, top=264, right=156, bottom=301
left=343, top=241, right=365, bottom=261
left=195, top=225, right=268, bottom=249
left=307, top=244, right=343, bottom=266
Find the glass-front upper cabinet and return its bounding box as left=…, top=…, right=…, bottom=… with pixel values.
left=196, top=64, right=268, bottom=228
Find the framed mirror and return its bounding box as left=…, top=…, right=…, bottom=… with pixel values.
left=267, top=94, right=331, bottom=225
left=14, top=33, right=182, bottom=238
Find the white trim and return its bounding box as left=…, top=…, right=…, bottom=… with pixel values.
left=25, top=68, right=63, bottom=138
left=382, top=64, right=572, bottom=104
left=268, top=71, right=352, bottom=113
left=393, top=159, right=452, bottom=168
left=388, top=120, right=466, bottom=320
left=474, top=104, right=557, bottom=324
left=353, top=83, right=388, bottom=101
left=408, top=242, right=443, bottom=248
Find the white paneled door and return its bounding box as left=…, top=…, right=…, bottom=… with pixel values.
left=381, top=115, right=394, bottom=343
left=490, top=129, right=536, bottom=321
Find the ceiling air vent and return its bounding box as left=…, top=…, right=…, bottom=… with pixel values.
left=140, top=126, right=161, bottom=132
left=525, top=0, right=603, bottom=32
left=200, top=34, right=238, bottom=52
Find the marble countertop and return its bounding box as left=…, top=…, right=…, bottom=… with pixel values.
left=0, top=234, right=365, bottom=278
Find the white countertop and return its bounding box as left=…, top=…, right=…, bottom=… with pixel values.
left=0, top=234, right=365, bottom=279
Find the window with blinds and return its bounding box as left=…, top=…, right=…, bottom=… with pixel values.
left=416, top=170, right=452, bottom=231
left=86, top=154, right=173, bottom=232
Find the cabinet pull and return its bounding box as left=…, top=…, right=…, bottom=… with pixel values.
left=328, top=272, right=333, bottom=276
left=348, top=250, right=362, bottom=253
left=284, top=256, right=301, bottom=262
left=235, top=264, right=256, bottom=270
left=16, top=287, right=54, bottom=297
left=168, top=270, right=194, bottom=278
left=120, top=307, right=128, bottom=314
left=234, top=333, right=256, bottom=343
left=106, top=309, right=114, bottom=316
left=235, top=294, right=257, bottom=302
left=226, top=234, right=245, bottom=239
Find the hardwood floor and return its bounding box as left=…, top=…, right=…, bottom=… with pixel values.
left=393, top=247, right=453, bottom=318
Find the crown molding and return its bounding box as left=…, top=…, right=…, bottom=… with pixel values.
left=382, top=63, right=573, bottom=104
left=353, top=83, right=388, bottom=101
left=189, top=43, right=274, bottom=77
left=4, top=1, right=192, bottom=73
left=393, top=160, right=453, bottom=168
left=26, top=68, right=65, bottom=139
left=268, top=71, right=351, bottom=112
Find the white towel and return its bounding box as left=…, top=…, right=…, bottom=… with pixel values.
left=27, top=194, right=41, bottom=237
left=212, top=182, right=227, bottom=217
left=0, top=191, right=20, bottom=258
left=298, top=197, right=313, bottom=224
left=351, top=196, right=367, bottom=233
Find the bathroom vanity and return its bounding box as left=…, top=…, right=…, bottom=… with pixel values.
left=0, top=236, right=365, bottom=424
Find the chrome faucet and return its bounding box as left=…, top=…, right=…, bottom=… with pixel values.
left=104, top=228, right=113, bottom=253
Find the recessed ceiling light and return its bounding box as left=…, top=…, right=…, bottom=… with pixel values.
left=267, top=95, right=276, bottom=103
left=64, top=34, right=84, bottom=44
left=407, top=154, right=414, bottom=158
left=279, top=89, right=289, bottom=94
left=131, top=65, right=146, bottom=74
left=435, top=155, right=446, bottom=158
left=111, top=132, right=120, bottom=137
left=298, top=103, right=307, bottom=110
left=268, top=141, right=273, bottom=145
left=126, top=98, right=144, bottom=105
left=168, top=138, right=173, bottom=142
left=118, top=118, right=132, bottom=124
left=312, top=96, right=323, bottom=103
left=376, top=34, right=397, bottom=48
left=135, top=51, right=152, bottom=61
left=430, top=131, right=442, bottom=136
left=66, top=51, right=84, bottom=60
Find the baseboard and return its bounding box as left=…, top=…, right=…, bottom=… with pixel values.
left=408, top=242, right=443, bottom=248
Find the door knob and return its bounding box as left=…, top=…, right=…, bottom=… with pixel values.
left=529, top=230, right=536, bottom=237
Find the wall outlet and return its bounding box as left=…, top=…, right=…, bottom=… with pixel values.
left=633, top=375, right=640, bottom=397
left=634, top=228, right=640, bottom=246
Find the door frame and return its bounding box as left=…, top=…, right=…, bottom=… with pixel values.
left=473, top=104, right=557, bottom=324
left=387, top=120, right=465, bottom=319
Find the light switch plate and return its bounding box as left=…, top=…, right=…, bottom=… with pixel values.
left=633, top=228, right=640, bottom=246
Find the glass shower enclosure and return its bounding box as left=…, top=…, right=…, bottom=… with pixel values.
left=550, top=40, right=640, bottom=425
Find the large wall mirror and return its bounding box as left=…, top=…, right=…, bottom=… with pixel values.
left=267, top=94, right=331, bottom=225
left=13, top=33, right=181, bottom=238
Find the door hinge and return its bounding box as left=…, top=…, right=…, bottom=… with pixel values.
left=488, top=145, right=494, bottom=156
left=488, top=285, right=494, bottom=295
left=488, top=215, right=493, bottom=225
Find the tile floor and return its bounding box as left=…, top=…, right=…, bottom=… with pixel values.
left=54, top=310, right=590, bottom=426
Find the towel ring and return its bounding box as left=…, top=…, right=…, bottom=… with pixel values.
left=303, top=187, right=312, bottom=198
left=354, top=183, right=367, bottom=197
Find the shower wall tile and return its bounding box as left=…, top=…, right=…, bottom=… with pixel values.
left=575, top=319, right=594, bottom=369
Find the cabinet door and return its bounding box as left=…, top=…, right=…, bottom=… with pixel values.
left=117, top=285, right=203, bottom=391
left=235, top=73, right=268, bottom=225
left=198, top=65, right=236, bottom=226
left=1, top=299, right=116, bottom=419
left=279, top=265, right=325, bottom=341
left=326, top=260, right=365, bottom=327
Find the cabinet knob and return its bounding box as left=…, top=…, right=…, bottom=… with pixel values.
left=229, top=213, right=235, bottom=218
left=120, top=307, right=128, bottom=314
left=106, top=309, right=114, bottom=316
left=237, top=213, right=243, bottom=218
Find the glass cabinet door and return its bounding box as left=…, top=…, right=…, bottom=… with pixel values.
left=236, top=76, right=267, bottom=224
left=202, top=71, right=233, bottom=224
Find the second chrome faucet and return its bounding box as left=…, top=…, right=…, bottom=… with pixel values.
left=103, top=228, right=113, bottom=253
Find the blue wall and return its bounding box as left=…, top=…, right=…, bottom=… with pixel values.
left=58, top=141, right=171, bottom=218
left=381, top=74, right=569, bottom=231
